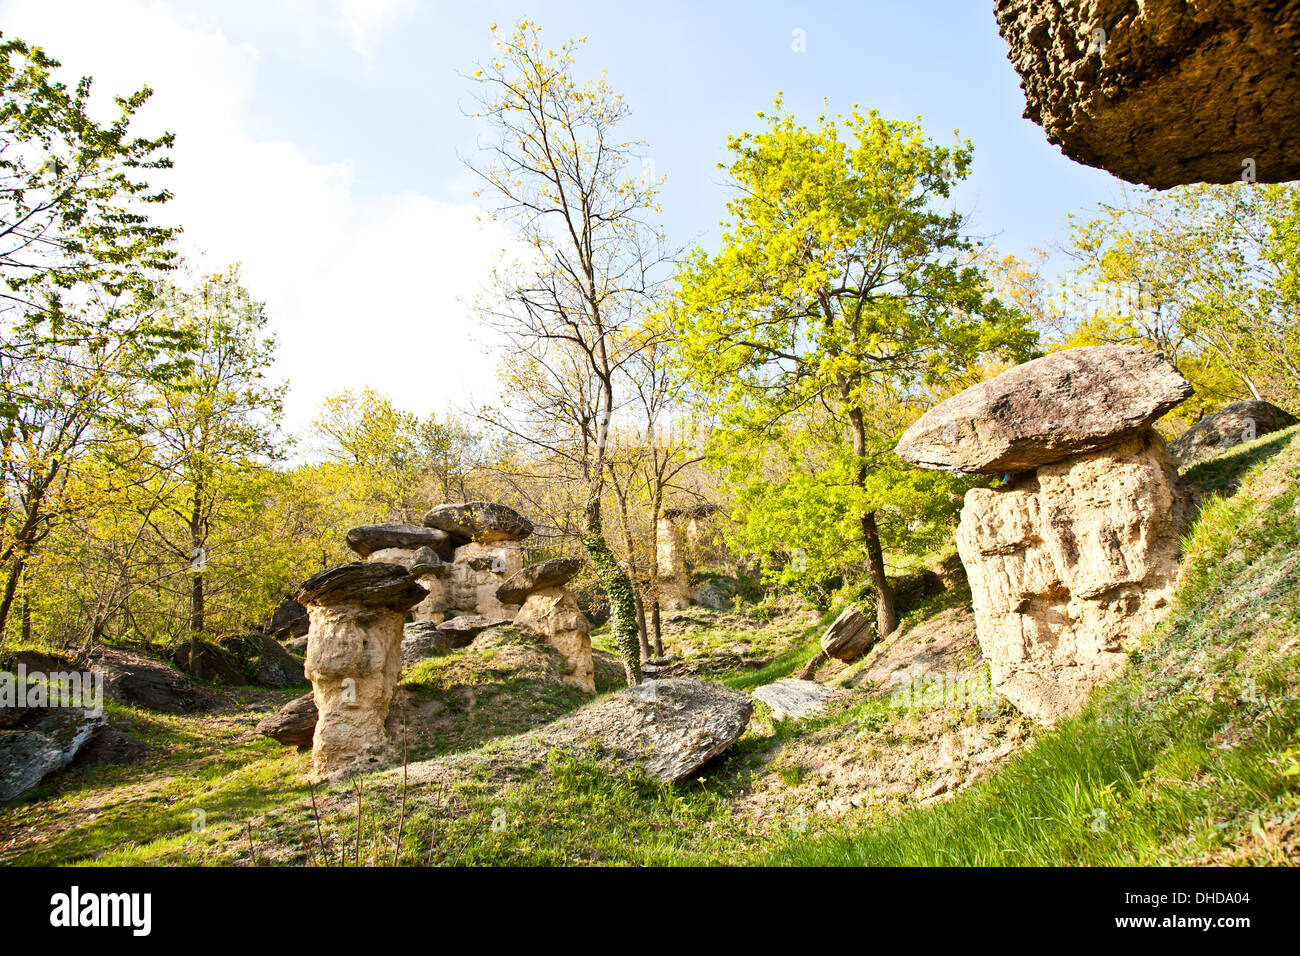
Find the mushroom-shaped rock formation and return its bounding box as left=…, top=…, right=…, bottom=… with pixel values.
left=345, top=523, right=451, bottom=558
left=422, top=501, right=533, bottom=543
left=513, top=587, right=596, bottom=692
left=896, top=348, right=1193, bottom=723
left=1171, top=400, right=1298, bottom=464
left=995, top=1, right=1300, bottom=187
left=295, top=562, right=426, bottom=780
left=895, top=345, right=1192, bottom=474
left=495, top=556, right=584, bottom=605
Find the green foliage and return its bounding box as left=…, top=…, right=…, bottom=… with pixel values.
left=668, top=100, right=1033, bottom=594
left=1065, top=182, right=1300, bottom=418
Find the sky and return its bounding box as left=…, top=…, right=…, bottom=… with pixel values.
left=0, top=0, right=1127, bottom=435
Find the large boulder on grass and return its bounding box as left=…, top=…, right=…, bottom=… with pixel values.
left=256, top=692, right=317, bottom=749
left=820, top=605, right=876, bottom=662
left=1171, top=400, right=1298, bottom=464
left=89, top=646, right=222, bottom=714
left=894, top=346, right=1193, bottom=473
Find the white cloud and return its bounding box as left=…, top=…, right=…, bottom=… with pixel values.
left=333, top=0, right=416, bottom=57
left=0, top=0, right=515, bottom=436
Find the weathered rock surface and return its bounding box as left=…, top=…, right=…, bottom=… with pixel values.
left=895, top=346, right=1193, bottom=473
left=994, top=1, right=1300, bottom=187
left=70, top=726, right=150, bottom=768
left=753, top=678, right=835, bottom=721
left=821, top=605, right=876, bottom=662
left=256, top=692, right=318, bottom=749
left=446, top=541, right=523, bottom=618
left=956, top=428, right=1185, bottom=723
left=495, top=557, right=584, bottom=604
left=1172, top=400, right=1298, bottom=464
left=345, top=523, right=452, bottom=558
left=266, top=596, right=309, bottom=638
left=436, top=614, right=513, bottom=647
left=90, top=647, right=222, bottom=714
left=401, top=621, right=453, bottom=665
left=409, top=546, right=445, bottom=576
left=296, top=561, right=427, bottom=610
left=282, top=635, right=309, bottom=655
left=218, top=633, right=307, bottom=688
left=0, top=705, right=106, bottom=800
left=171, top=640, right=246, bottom=686
left=533, top=677, right=752, bottom=783
left=422, top=501, right=533, bottom=543
left=513, top=586, right=595, bottom=692
left=299, top=562, right=426, bottom=780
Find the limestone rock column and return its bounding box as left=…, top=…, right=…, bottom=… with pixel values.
left=497, top=557, right=594, bottom=691
left=895, top=345, right=1194, bottom=723
left=296, top=562, right=426, bottom=780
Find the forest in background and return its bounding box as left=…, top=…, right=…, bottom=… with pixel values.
left=3, top=22, right=1299, bottom=680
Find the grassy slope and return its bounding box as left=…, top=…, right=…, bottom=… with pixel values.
left=763, top=425, right=1300, bottom=865
left=5, top=428, right=1296, bottom=866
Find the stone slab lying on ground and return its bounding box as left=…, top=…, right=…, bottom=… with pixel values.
left=436, top=614, right=514, bottom=647
left=752, top=678, right=835, bottom=721
left=0, top=705, right=106, bottom=801
left=526, top=677, right=752, bottom=783
left=894, top=345, right=1193, bottom=473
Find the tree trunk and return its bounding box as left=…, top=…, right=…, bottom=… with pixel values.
left=581, top=498, right=641, bottom=685
left=651, top=600, right=663, bottom=657
left=0, top=556, right=26, bottom=649
left=861, top=511, right=898, bottom=638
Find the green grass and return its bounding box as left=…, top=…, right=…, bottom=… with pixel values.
left=760, top=428, right=1300, bottom=866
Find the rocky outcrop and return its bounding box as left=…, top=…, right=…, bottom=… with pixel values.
left=256, top=692, right=318, bottom=749
left=753, top=678, right=835, bottom=721
left=401, top=621, right=453, bottom=664
left=898, top=347, right=1192, bottom=723
left=820, top=605, right=875, bottom=662
left=345, top=523, right=452, bottom=558
left=1172, top=400, right=1298, bottom=464
left=994, top=1, right=1300, bottom=187
left=513, top=587, right=595, bottom=692
left=445, top=541, right=523, bottom=619
left=0, top=704, right=106, bottom=801
left=655, top=505, right=719, bottom=612
left=90, top=646, right=222, bottom=714
left=297, top=562, right=426, bottom=780
left=423, top=501, right=533, bottom=543
left=895, top=345, right=1193, bottom=473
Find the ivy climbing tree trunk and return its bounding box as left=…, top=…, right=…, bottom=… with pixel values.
left=581, top=499, right=641, bottom=685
